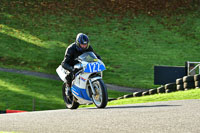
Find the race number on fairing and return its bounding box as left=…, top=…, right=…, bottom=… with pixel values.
left=84, top=62, right=106, bottom=73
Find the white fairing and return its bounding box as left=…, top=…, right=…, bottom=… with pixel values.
left=71, top=72, right=94, bottom=104
left=73, top=73, right=90, bottom=88
left=56, top=65, right=69, bottom=82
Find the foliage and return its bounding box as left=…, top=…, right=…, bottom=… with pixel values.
left=1, top=0, right=198, bottom=18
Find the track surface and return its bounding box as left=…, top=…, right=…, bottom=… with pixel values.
left=0, top=99, right=200, bottom=133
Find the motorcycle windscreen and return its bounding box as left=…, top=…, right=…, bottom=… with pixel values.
left=84, top=61, right=106, bottom=73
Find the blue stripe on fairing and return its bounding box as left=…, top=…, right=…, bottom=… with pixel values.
left=71, top=85, right=91, bottom=101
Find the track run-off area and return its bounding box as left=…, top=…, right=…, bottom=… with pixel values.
left=0, top=99, right=200, bottom=133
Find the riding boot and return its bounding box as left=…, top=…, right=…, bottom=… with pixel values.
left=65, top=73, right=73, bottom=96
left=66, top=82, right=72, bottom=96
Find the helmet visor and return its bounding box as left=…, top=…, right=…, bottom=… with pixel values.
left=80, top=43, right=88, bottom=49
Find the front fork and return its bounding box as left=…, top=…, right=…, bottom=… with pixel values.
left=88, top=79, right=96, bottom=95
left=88, top=77, right=102, bottom=96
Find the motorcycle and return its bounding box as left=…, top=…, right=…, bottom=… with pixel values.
left=56, top=52, right=108, bottom=109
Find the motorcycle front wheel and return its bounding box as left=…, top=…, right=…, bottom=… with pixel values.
left=91, top=79, right=108, bottom=108
left=62, top=83, right=79, bottom=109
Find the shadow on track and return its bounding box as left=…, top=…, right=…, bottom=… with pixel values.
left=85, top=104, right=180, bottom=110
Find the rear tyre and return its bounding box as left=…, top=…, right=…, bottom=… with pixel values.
left=91, top=79, right=108, bottom=108
left=62, top=83, right=79, bottom=109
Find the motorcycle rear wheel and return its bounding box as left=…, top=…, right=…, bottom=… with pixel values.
left=62, top=83, right=79, bottom=109
left=91, top=79, right=108, bottom=108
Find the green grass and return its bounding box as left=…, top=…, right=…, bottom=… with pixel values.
left=0, top=1, right=200, bottom=111
left=107, top=89, right=129, bottom=99
left=81, top=89, right=200, bottom=108
left=0, top=69, right=199, bottom=111
left=0, top=71, right=127, bottom=111
left=108, top=89, right=200, bottom=106
left=0, top=71, right=63, bottom=111
left=0, top=3, right=200, bottom=88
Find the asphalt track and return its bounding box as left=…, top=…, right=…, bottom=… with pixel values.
left=0, top=99, right=200, bottom=133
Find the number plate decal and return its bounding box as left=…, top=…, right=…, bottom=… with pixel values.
left=84, top=62, right=106, bottom=73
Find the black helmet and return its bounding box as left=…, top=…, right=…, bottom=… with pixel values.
left=76, top=33, right=90, bottom=51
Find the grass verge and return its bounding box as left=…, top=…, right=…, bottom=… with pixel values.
left=108, top=89, right=200, bottom=106
left=0, top=71, right=127, bottom=111
left=81, top=89, right=200, bottom=108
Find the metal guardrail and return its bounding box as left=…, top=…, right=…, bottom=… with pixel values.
left=186, top=61, right=200, bottom=76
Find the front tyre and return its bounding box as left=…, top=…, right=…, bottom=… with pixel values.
left=91, top=79, right=108, bottom=108
left=62, top=83, right=79, bottom=109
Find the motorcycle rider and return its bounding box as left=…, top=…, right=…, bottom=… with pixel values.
left=61, top=33, right=101, bottom=96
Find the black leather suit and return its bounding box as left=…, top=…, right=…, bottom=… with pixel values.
left=61, top=42, right=101, bottom=86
